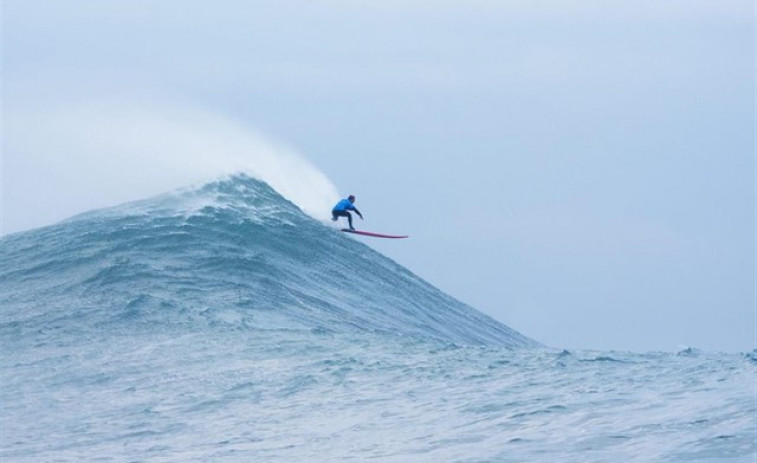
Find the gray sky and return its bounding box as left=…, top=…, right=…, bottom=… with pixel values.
left=2, top=0, right=754, bottom=352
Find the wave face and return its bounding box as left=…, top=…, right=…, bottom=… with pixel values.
left=0, top=174, right=536, bottom=347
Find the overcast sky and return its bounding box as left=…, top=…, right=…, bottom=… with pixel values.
left=2, top=0, right=754, bottom=352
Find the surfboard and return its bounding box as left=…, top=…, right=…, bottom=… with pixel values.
left=341, top=229, right=409, bottom=239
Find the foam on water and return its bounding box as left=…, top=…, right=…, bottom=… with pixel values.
left=1, top=175, right=754, bottom=462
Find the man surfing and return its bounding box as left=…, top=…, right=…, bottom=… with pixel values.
left=331, top=195, right=363, bottom=231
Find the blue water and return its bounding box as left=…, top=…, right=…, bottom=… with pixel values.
left=1, top=175, right=755, bottom=462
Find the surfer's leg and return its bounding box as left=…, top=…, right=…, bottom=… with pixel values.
left=332, top=210, right=353, bottom=228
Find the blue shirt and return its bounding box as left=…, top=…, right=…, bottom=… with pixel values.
left=333, top=199, right=356, bottom=212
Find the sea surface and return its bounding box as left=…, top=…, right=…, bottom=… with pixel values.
left=3, top=329, right=755, bottom=462
left=1, top=175, right=754, bottom=462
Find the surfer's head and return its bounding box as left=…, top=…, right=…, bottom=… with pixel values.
left=348, top=195, right=355, bottom=202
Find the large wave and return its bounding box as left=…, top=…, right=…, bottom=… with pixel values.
left=0, top=174, right=537, bottom=347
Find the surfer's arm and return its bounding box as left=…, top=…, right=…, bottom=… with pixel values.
left=354, top=208, right=363, bottom=218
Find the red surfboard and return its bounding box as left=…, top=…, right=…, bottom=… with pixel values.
left=341, top=229, right=409, bottom=239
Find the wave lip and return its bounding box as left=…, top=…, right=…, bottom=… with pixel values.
left=0, top=174, right=538, bottom=347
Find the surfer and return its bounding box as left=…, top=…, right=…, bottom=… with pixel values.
left=331, top=195, right=363, bottom=230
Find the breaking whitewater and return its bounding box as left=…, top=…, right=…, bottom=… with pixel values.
left=1, top=175, right=754, bottom=462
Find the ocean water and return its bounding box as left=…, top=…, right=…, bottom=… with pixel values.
left=1, top=175, right=755, bottom=462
